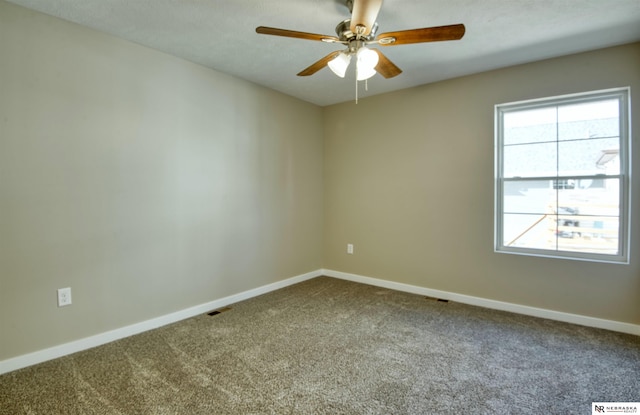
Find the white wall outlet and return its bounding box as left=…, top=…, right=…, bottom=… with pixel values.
left=57, top=287, right=72, bottom=307
left=347, top=244, right=354, bottom=254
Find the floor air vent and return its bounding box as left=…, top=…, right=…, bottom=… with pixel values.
left=207, top=307, right=232, bottom=316
left=425, top=296, right=449, bottom=303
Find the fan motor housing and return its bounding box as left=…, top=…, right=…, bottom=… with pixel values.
left=335, top=19, right=378, bottom=42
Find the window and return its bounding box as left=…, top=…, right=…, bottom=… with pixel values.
left=495, top=88, right=630, bottom=263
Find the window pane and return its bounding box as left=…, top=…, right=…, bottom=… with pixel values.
left=558, top=137, right=619, bottom=175
left=503, top=213, right=553, bottom=249
left=555, top=215, right=619, bottom=255
left=504, top=142, right=556, bottom=177
left=558, top=100, right=619, bottom=140
left=503, top=180, right=554, bottom=214
left=557, top=178, right=619, bottom=216
left=504, top=107, right=557, bottom=145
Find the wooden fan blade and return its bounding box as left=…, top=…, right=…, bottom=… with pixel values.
left=350, top=0, right=383, bottom=36
left=297, top=51, right=341, bottom=76
left=372, top=49, right=402, bottom=78
left=377, top=24, right=465, bottom=46
left=256, top=26, right=339, bottom=43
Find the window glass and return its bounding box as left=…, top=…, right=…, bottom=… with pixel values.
left=557, top=100, right=619, bottom=140
left=503, top=180, right=554, bottom=215
left=503, top=142, right=557, bottom=178
left=504, top=107, right=557, bottom=145
left=557, top=137, right=620, bottom=175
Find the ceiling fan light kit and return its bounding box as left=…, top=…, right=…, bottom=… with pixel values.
left=355, top=47, right=379, bottom=81
left=327, top=52, right=351, bottom=78
left=256, top=0, right=465, bottom=100
left=326, top=37, right=379, bottom=80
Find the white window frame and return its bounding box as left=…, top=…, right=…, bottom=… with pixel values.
left=494, top=88, right=631, bottom=264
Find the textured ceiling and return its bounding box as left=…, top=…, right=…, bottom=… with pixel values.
left=6, top=0, right=640, bottom=106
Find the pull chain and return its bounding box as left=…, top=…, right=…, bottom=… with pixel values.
left=355, top=67, right=359, bottom=104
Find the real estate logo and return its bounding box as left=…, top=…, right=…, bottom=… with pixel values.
left=592, top=402, right=639, bottom=414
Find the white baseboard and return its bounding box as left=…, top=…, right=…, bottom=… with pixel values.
left=322, top=269, right=640, bottom=336
left=0, top=269, right=322, bottom=375
left=3, top=268, right=637, bottom=375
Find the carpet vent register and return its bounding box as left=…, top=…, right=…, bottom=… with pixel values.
left=207, top=307, right=232, bottom=316
left=425, top=296, right=449, bottom=303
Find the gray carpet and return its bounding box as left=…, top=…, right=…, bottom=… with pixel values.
left=1, top=276, right=638, bottom=414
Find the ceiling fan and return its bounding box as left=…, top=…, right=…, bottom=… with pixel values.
left=255, top=0, right=465, bottom=81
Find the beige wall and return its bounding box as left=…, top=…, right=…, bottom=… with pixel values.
left=324, top=42, right=640, bottom=325
left=0, top=1, right=323, bottom=360
left=1, top=0, right=638, bottom=365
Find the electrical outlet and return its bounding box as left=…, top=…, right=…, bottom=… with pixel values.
left=347, top=244, right=354, bottom=254
left=57, top=287, right=72, bottom=307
